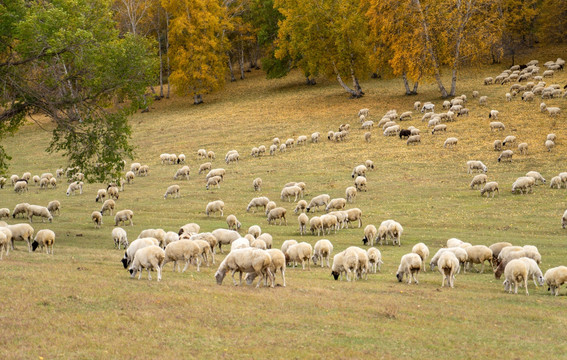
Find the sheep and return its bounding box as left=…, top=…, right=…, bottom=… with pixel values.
left=420, top=112, right=433, bottom=123
left=39, top=177, right=49, bottom=190
left=265, top=201, right=277, bottom=216
left=94, top=189, right=107, bottom=203
left=544, top=266, right=567, bottom=296
left=291, top=200, right=307, bottom=215
left=162, top=184, right=180, bottom=199
left=516, top=257, right=545, bottom=290
left=502, top=135, right=516, bottom=146
left=478, top=181, right=499, bottom=198
left=125, top=171, right=135, bottom=184
left=246, top=197, right=270, bottom=213
left=114, top=209, right=134, bottom=226
left=378, top=220, right=403, bottom=246
left=112, top=227, right=128, bottom=249
left=522, top=91, right=535, bottom=101
left=431, top=124, right=447, bottom=134
left=0, top=208, right=10, bottom=220
left=522, top=245, right=542, bottom=264
left=280, top=185, right=302, bottom=202
left=285, top=138, right=295, bottom=148
left=525, top=171, right=545, bottom=185
left=320, top=214, right=339, bottom=235
left=136, top=163, right=149, bottom=175
left=442, top=100, right=451, bottom=109
left=464, top=245, right=493, bottom=273
left=6, top=223, right=34, bottom=252
left=443, top=137, right=458, bottom=148
left=225, top=214, right=241, bottom=231
left=383, top=125, right=400, bottom=136
left=446, top=238, right=464, bottom=248
left=351, top=164, right=367, bottom=178
left=354, top=176, right=367, bottom=192
left=205, top=175, right=222, bottom=190
left=173, top=166, right=190, bottom=180
left=0, top=177, right=6, bottom=189
left=211, top=229, right=240, bottom=253
left=420, top=103, right=435, bottom=113
left=198, top=162, right=212, bottom=175
left=396, top=253, right=422, bottom=284
left=472, top=90, right=479, bottom=98
left=309, top=217, right=322, bottom=236
left=399, top=111, right=412, bottom=121
left=205, top=200, right=225, bottom=217
left=129, top=245, right=165, bottom=281
left=197, top=149, right=207, bottom=159
left=488, top=242, right=512, bottom=264
left=490, top=122, right=505, bottom=131
left=344, top=208, right=362, bottom=229
left=470, top=174, right=488, bottom=189
left=244, top=225, right=260, bottom=239
left=436, top=251, right=459, bottom=288
left=331, top=250, right=358, bottom=281
left=325, top=198, right=346, bottom=212
left=160, top=153, right=170, bottom=164
left=29, top=229, right=55, bottom=255
left=98, top=199, right=115, bottom=216
left=225, top=152, right=240, bottom=164
left=503, top=259, right=529, bottom=295
left=547, top=134, right=557, bottom=142
left=230, top=237, right=249, bottom=251
left=427, top=118, right=440, bottom=128
left=358, top=224, right=377, bottom=247
left=297, top=213, right=309, bottom=236
left=466, top=160, right=487, bottom=174
left=12, top=203, right=30, bottom=219
left=479, top=95, right=488, bottom=105
left=163, top=240, right=201, bottom=272
left=311, top=239, right=333, bottom=268
left=412, top=243, right=430, bottom=272
left=545, top=140, right=555, bottom=152
left=345, top=246, right=369, bottom=280
left=561, top=172, right=567, bottom=187
left=285, top=242, right=313, bottom=270
left=512, top=176, right=534, bottom=194
left=250, top=147, right=259, bottom=157
left=0, top=230, right=9, bottom=259
left=550, top=176, right=562, bottom=189
left=543, top=69, right=554, bottom=78
left=498, top=150, right=513, bottom=162
left=367, top=247, right=383, bottom=273
left=413, top=101, right=422, bottom=111
left=494, top=246, right=527, bottom=278
left=251, top=177, right=263, bottom=192
left=66, top=181, right=83, bottom=196
left=91, top=211, right=103, bottom=228
left=306, top=194, right=330, bottom=212
left=129, top=162, right=141, bottom=174
left=267, top=207, right=287, bottom=225
left=14, top=181, right=28, bottom=194
left=26, top=205, right=52, bottom=223
left=251, top=238, right=267, bottom=250
left=516, top=142, right=528, bottom=155
left=484, top=77, right=493, bottom=85
left=214, top=248, right=273, bottom=287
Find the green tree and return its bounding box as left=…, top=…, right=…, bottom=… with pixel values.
left=0, top=0, right=156, bottom=180
left=162, top=0, right=231, bottom=104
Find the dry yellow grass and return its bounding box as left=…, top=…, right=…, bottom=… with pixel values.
left=1, top=45, right=567, bottom=358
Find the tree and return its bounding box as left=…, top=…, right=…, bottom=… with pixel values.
left=0, top=0, right=156, bottom=180
left=498, top=0, right=538, bottom=64
left=162, top=0, right=231, bottom=104
left=274, top=0, right=372, bottom=97
left=537, top=0, right=567, bottom=44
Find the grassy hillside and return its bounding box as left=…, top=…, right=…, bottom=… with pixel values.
left=1, top=46, right=567, bottom=358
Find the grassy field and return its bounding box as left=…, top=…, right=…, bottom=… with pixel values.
left=2, top=45, right=567, bottom=358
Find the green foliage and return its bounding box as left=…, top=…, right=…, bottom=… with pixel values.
left=0, top=0, right=156, bottom=180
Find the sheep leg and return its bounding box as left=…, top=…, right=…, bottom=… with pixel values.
left=231, top=270, right=238, bottom=285
left=281, top=267, right=286, bottom=287
left=147, top=268, right=152, bottom=280
left=182, top=260, right=190, bottom=273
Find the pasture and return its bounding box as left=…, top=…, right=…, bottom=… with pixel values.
left=1, top=47, right=567, bottom=358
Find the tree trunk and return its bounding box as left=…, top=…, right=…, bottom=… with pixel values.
left=157, top=7, right=164, bottom=98
left=402, top=72, right=412, bottom=95
left=165, top=10, right=170, bottom=99
left=239, top=40, right=245, bottom=80
left=305, top=76, right=316, bottom=85
left=333, top=62, right=362, bottom=98
left=193, top=94, right=203, bottom=105
left=227, top=52, right=236, bottom=82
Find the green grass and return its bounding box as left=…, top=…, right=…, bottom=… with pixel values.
left=2, top=45, right=567, bottom=358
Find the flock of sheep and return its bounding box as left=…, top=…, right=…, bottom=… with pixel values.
left=1, top=57, right=567, bottom=297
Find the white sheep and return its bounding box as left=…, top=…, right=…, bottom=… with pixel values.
left=479, top=95, right=488, bottom=105
left=164, top=240, right=201, bottom=272
left=198, top=162, right=212, bottom=174
left=396, top=253, right=422, bottom=284
left=545, top=139, right=555, bottom=152
left=205, top=200, right=225, bottom=217
left=464, top=245, right=493, bottom=273
left=267, top=207, right=287, bottom=225
left=544, top=266, right=567, bottom=296
left=547, top=133, right=557, bottom=142
left=225, top=214, right=241, bottom=231
left=265, top=201, right=276, bottom=216
left=466, top=160, right=487, bottom=174
left=498, top=150, right=514, bottom=162
left=6, top=223, right=34, bottom=252
left=91, top=211, right=103, bottom=228
left=285, top=242, right=313, bottom=270
left=512, top=176, right=534, bottom=194
left=503, top=259, right=529, bottom=295
left=550, top=176, right=562, bottom=189
left=470, top=174, right=488, bottom=189
left=214, top=248, right=273, bottom=287
left=479, top=182, right=499, bottom=198
left=312, top=239, right=333, bottom=268
left=114, top=209, right=134, bottom=226
left=163, top=184, right=180, bottom=199
left=280, top=185, right=302, bottom=202
left=0, top=231, right=9, bottom=259
left=367, top=247, right=383, bottom=273
left=129, top=245, right=165, bottom=281
left=525, top=171, right=546, bottom=185
left=112, top=227, right=128, bottom=249
left=14, top=181, right=28, bottom=194
left=100, top=199, right=115, bottom=216
left=351, top=164, right=367, bottom=178
left=293, top=200, right=308, bottom=214
left=246, top=197, right=270, bottom=213
left=298, top=213, right=309, bottom=235
left=431, top=124, right=447, bottom=134
left=354, top=176, right=367, bottom=192
left=306, top=194, right=330, bottom=212
left=31, top=229, right=55, bottom=254
left=325, top=198, right=346, bottom=212
left=244, top=248, right=286, bottom=287
left=66, top=181, right=83, bottom=196
left=438, top=251, right=459, bottom=288
left=309, top=217, right=322, bottom=236
left=406, top=135, right=421, bottom=145
left=362, top=224, right=377, bottom=246
left=331, top=250, right=358, bottom=281
left=412, top=242, right=430, bottom=272
left=173, top=166, right=190, bottom=180
left=0, top=208, right=9, bottom=220
left=11, top=203, right=30, bottom=219
left=320, top=214, right=338, bottom=235
left=252, top=177, right=262, bottom=192
left=490, top=121, right=505, bottom=131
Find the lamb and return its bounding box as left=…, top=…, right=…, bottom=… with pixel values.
left=306, top=194, right=331, bottom=212
left=367, top=247, right=383, bottom=273
left=280, top=185, right=302, bottom=202
left=354, top=176, right=367, bottom=192
left=331, top=250, right=358, bottom=281
left=470, top=174, right=488, bottom=189
left=114, top=209, right=134, bottom=226
left=267, top=207, right=287, bottom=225
left=547, top=133, right=557, bottom=142
left=443, top=137, right=458, bottom=148
left=112, top=227, right=128, bottom=249
left=198, top=162, right=212, bottom=175
left=91, top=211, right=103, bottom=228
left=205, top=200, right=225, bottom=217
left=246, top=197, right=270, bottom=213
left=464, top=245, right=493, bottom=273
left=214, top=248, right=273, bottom=287
left=163, top=240, right=201, bottom=272
left=364, top=132, right=371, bottom=142
left=325, top=198, right=346, bottom=212
left=252, top=177, right=262, bottom=192
left=545, top=139, right=555, bottom=152
left=225, top=214, right=241, bottom=231
left=309, top=216, right=322, bottom=235
left=345, top=186, right=357, bottom=203
left=129, top=245, right=165, bottom=281
left=412, top=242, right=430, bottom=272
left=431, top=124, right=447, bottom=134
left=293, top=200, right=308, bottom=214
left=362, top=225, right=377, bottom=246
left=12, top=203, right=30, bottom=218
left=66, top=181, right=83, bottom=196
left=285, top=242, right=313, bottom=270
left=437, top=251, right=459, bottom=288
left=14, top=181, right=28, bottom=194
left=551, top=176, right=562, bottom=189
left=544, top=266, right=567, bottom=296
left=298, top=213, right=309, bottom=235
left=479, top=95, right=488, bottom=105
left=6, top=223, right=34, bottom=251
left=490, top=121, right=505, bottom=131
left=512, top=176, right=534, bottom=194
left=472, top=90, right=479, bottom=98
left=0, top=208, right=10, bottom=220
left=211, top=229, right=240, bottom=253
left=406, top=135, right=421, bottom=145
left=173, top=166, right=190, bottom=180
left=498, top=150, right=514, bottom=162
left=396, top=253, right=422, bottom=284
left=312, top=239, right=333, bottom=268
left=466, top=160, right=487, bottom=174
